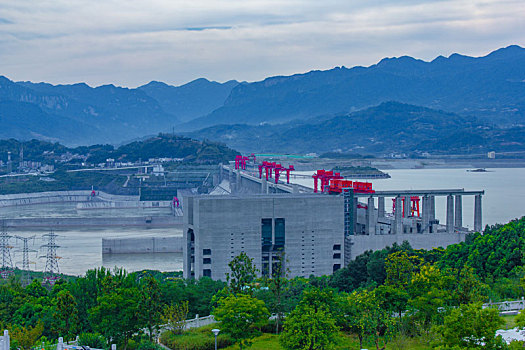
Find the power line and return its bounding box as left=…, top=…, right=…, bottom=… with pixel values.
left=0, top=222, right=14, bottom=279
left=14, top=235, right=37, bottom=286
left=40, top=230, right=61, bottom=286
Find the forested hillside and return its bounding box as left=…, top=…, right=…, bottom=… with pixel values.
left=2, top=217, right=523, bottom=349
left=188, top=102, right=525, bottom=155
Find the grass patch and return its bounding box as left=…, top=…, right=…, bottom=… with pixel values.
left=502, top=314, right=518, bottom=329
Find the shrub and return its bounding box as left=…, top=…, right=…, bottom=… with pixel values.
left=78, top=332, right=107, bottom=349
left=160, top=325, right=234, bottom=350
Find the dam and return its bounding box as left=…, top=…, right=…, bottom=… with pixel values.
left=0, top=190, right=182, bottom=229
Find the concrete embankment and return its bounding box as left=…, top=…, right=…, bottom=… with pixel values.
left=0, top=190, right=139, bottom=207
left=2, top=216, right=182, bottom=229
left=77, top=200, right=172, bottom=210
left=102, top=236, right=184, bottom=254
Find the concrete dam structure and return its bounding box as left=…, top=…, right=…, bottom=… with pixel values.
left=103, top=236, right=184, bottom=254
left=182, top=163, right=485, bottom=280
left=0, top=190, right=183, bottom=229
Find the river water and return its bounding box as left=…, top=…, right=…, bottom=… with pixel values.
left=292, top=167, right=525, bottom=229
left=2, top=167, right=524, bottom=276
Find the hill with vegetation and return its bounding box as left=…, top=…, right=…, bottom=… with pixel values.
left=188, top=102, right=525, bottom=155
left=0, top=135, right=238, bottom=194
left=0, top=134, right=238, bottom=166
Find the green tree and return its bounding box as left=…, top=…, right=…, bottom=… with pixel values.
left=432, top=303, right=506, bottom=349
left=213, top=293, right=269, bottom=349
left=385, top=251, right=422, bottom=289
left=54, top=290, right=79, bottom=340
left=342, top=289, right=396, bottom=350
left=280, top=288, right=340, bottom=350
left=452, top=266, right=488, bottom=306
left=138, top=276, right=163, bottom=340
left=266, top=250, right=289, bottom=334
left=9, top=322, right=44, bottom=350
left=226, top=252, right=258, bottom=295
left=161, top=300, right=189, bottom=335
left=408, top=264, right=454, bottom=331
left=88, top=287, right=141, bottom=349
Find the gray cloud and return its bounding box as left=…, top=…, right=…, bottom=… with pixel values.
left=0, top=0, right=523, bottom=87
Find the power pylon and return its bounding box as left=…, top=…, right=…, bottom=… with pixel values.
left=40, top=231, right=61, bottom=286
left=14, top=235, right=37, bottom=286
left=0, top=222, right=14, bottom=279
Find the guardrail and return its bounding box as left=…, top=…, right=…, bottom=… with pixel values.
left=483, top=299, right=525, bottom=313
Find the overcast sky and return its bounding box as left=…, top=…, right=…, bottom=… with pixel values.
left=0, top=0, right=524, bottom=88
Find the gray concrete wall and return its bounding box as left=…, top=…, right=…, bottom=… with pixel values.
left=184, top=194, right=344, bottom=280
left=3, top=216, right=182, bottom=228
left=0, top=191, right=138, bottom=207
left=347, top=232, right=465, bottom=260
left=102, top=236, right=184, bottom=254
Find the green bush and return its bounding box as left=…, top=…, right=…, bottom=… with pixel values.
left=160, top=325, right=234, bottom=350
left=78, top=332, right=107, bottom=349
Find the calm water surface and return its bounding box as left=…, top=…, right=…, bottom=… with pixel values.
left=292, top=167, right=525, bottom=229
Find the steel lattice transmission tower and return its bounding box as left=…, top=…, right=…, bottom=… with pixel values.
left=14, top=235, right=37, bottom=286
left=41, top=231, right=61, bottom=286
left=0, top=222, right=14, bottom=279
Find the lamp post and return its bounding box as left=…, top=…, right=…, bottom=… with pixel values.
left=211, top=328, right=220, bottom=350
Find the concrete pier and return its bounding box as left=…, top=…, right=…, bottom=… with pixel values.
left=394, top=196, right=402, bottom=234
left=261, top=176, right=268, bottom=193
left=455, top=195, right=463, bottom=228
left=367, top=197, right=375, bottom=235
left=404, top=196, right=411, bottom=217
left=378, top=196, right=385, bottom=218
left=446, top=195, right=454, bottom=233
left=474, top=194, right=483, bottom=232
left=430, top=196, right=436, bottom=220
left=422, top=195, right=430, bottom=233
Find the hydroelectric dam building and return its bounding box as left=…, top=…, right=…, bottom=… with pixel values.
left=183, top=165, right=484, bottom=280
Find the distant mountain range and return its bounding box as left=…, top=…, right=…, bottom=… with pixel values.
left=186, top=45, right=525, bottom=130
left=0, top=45, right=524, bottom=153
left=187, top=101, right=525, bottom=155
left=0, top=76, right=238, bottom=145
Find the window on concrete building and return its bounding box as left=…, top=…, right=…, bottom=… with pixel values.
left=333, top=264, right=341, bottom=272
left=203, top=258, right=211, bottom=264
left=275, top=218, right=285, bottom=248
left=333, top=244, right=341, bottom=250
left=203, top=269, right=211, bottom=277
left=203, top=249, right=211, bottom=255
left=262, top=218, right=272, bottom=252
left=333, top=253, right=341, bottom=259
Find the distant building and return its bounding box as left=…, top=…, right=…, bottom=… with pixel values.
left=183, top=194, right=344, bottom=280
left=487, top=151, right=496, bottom=159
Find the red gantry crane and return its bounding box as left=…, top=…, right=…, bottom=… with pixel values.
left=258, top=161, right=295, bottom=184
left=392, top=196, right=421, bottom=217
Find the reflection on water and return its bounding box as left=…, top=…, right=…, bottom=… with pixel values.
left=102, top=252, right=182, bottom=272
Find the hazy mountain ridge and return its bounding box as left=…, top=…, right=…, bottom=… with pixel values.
left=0, top=76, right=238, bottom=145
left=187, top=102, right=525, bottom=155
left=186, top=45, right=525, bottom=130
left=0, top=45, right=524, bottom=147
left=138, top=78, right=239, bottom=122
